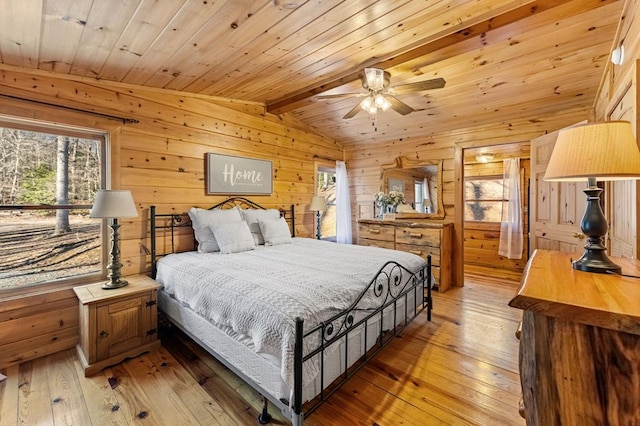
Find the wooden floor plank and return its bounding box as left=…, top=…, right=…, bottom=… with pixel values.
left=117, top=352, right=208, bottom=424
left=71, top=352, right=131, bottom=425
left=0, top=366, right=19, bottom=426
left=145, top=348, right=227, bottom=425
left=18, top=358, right=54, bottom=425
left=47, top=349, right=92, bottom=425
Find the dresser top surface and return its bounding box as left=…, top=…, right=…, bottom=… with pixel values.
left=509, top=249, right=640, bottom=334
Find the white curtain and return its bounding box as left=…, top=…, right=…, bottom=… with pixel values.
left=335, top=160, right=352, bottom=244
left=499, top=158, right=523, bottom=259
left=422, top=177, right=431, bottom=213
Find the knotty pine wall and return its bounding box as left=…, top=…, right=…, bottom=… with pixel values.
left=344, top=110, right=589, bottom=286
left=0, top=67, right=343, bottom=369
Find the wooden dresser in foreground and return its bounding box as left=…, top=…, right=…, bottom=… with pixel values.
left=509, top=250, right=640, bottom=425
left=357, top=219, right=452, bottom=291
left=74, top=275, right=161, bottom=376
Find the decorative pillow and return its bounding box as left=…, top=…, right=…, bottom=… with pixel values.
left=240, top=208, right=280, bottom=245
left=210, top=221, right=256, bottom=254
left=188, top=207, right=243, bottom=252
left=258, top=217, right=292, bottom=246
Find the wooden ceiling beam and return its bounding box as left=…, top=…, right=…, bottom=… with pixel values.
left=265, top=0, right=603, bottom=115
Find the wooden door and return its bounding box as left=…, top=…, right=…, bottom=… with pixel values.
left=530, top=129, right=586, bottom=253
left=608, top=83, right=637, bottom=259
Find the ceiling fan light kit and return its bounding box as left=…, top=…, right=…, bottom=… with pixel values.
left=315, top=67, right=446, bottom=121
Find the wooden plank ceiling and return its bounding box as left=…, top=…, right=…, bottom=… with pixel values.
left=0, top=0, right=624, bottom=146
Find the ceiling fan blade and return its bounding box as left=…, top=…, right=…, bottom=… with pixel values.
left=315, top=92, right=365, bottom=100
left=343, top=102, right=362, bottom=119
left=391, top=77, right=446, bottom=94
left=386, top=95, right=414, bottom=115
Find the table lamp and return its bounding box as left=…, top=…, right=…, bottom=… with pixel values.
left=90, top=190, right=139, bottom=289
left=310, top=195, right=327, bottom=240
left=544, top=121, right=640, bottom=274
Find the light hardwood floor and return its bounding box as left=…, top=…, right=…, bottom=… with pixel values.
left=0, top=273, right=524, bottom=425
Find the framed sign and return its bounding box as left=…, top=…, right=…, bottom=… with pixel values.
left=206, top=153, right=273, bottom=195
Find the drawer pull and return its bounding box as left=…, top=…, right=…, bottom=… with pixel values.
left=409, top=232, right=422, bottom=239
left=409, top=250, right=423, bottom=256
left=99, top=330, right=109, bottom=338
left=370, top=229, right=380, bottom=234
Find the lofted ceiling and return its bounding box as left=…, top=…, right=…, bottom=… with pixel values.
left=0, top=0, right=624, bottom=146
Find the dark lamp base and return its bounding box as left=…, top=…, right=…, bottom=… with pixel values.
left=572, top=251, right=621, bottom=275
left=102, top=279, right=129, bottom=290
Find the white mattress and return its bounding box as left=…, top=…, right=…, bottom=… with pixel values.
left=155, top=237, right=427, bottom=405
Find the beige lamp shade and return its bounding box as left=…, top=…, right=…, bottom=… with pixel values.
left=544, top=121, right=640, bottom=182
left=310, top=195, right=327, bottom=212
left=90, top=190, right=139, bottom=218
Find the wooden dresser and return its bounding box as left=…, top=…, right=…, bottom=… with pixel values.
left=509, top=250, right=640, bottom=425
left=357, top=219, right=452, bottom=291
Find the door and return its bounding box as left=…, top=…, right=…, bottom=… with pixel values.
left=608, top=83, right=637, bottom=259
left=530, top=129, right=586, bottom=253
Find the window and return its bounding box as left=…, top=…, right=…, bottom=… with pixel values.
left=464, top=177, right=507, bottom=222
left=0, top=119, right=107, bottom=291
left=414, top=181, right=424, bottom=212
left=316, top=165, right=336, bottom=241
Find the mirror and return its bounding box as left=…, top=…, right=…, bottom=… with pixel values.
left=381, top=156, right=445, bottom=219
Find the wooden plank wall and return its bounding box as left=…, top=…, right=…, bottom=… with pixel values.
left=463, top=155, right=530, bottom=272
left=0, top=66, right=343, bottom=369
left=344, top=111, right=586, bottom=286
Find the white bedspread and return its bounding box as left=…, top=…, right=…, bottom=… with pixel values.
left=155, top=237, right=426, bottom=389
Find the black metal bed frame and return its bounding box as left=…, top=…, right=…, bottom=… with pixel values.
left=149, top=197, right=432, bottom=425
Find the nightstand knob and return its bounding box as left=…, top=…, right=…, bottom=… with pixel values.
left=100, top=330, right=109, bottom=338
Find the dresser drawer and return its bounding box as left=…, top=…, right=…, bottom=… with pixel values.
left=358, top=237, right=395, bottom=250
left=395, top=243, right=441, bottom=265
left=358, top=222, right=394, bottom=242
left=395, top=227, right=441, bottom=247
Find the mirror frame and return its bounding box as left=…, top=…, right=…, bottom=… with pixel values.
left=380, top=156, right=445, bottom=219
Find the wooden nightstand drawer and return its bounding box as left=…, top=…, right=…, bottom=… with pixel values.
left=395, top=227, right=441, bottom=247
left=74, top=275, right=161, bottom=377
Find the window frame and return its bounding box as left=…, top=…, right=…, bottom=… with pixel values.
left=0, top=115, right=110, bottom=296
left=314, top=161, right=337, bottom=241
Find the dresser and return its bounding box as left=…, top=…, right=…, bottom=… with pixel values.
left=509, top=250, right=640, bottom=425
left=74, top=275, right=161, bottom=376
left=357, top=219, right=452, bottom=291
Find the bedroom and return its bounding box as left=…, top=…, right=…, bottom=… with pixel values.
left=1, top=0, right=639, bottom=424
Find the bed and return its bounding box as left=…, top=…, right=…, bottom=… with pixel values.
left=150, top=197, right=432, bottom=425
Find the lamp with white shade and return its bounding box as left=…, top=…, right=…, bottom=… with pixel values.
left=90, top=190, right=138, bottom=289
left=310, top=195, right=327, bottom=240
left=544, top=121, right=640, bottom=274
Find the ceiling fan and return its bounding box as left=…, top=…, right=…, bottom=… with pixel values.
left=315, top=68, right=446, bottom=119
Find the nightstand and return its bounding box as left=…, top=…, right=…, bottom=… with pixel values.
left=74, top=274, right=161, bottom=377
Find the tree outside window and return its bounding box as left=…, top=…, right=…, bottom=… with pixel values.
left=464, top=177, right=508, bottom=222
left=0, top=123, right=105, bottom=291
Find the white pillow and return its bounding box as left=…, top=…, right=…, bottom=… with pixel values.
left=188, top=207, right=242, bottom=252
left=258, top=217, right=292, bottom=246
left=210, top=221, right=256, bottom=254
left=240, top=208, right=280, bottom=245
